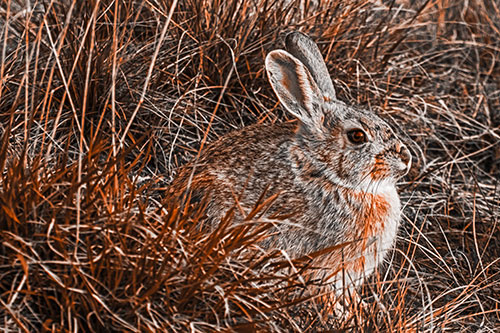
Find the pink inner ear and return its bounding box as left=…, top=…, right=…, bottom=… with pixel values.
left=267, top=50, right=324, bottom=125
left=273, top=54, right=309, bottom=109
left=280, top=55, right=318, bottom=113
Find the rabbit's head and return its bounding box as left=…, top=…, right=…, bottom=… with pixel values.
left=266, top=32, right=411, bottom=191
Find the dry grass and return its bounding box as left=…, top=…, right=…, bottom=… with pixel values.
left=0, top=0, right=499, bottom=331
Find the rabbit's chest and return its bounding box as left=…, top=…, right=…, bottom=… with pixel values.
left=359, top=190, right=399, bottom=241
left=312, top=185, right=401, bottom=288
left=344, top=186, right=401, bottom=271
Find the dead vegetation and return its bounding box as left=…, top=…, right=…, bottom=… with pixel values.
left=0, top=0, right=499, bottom=331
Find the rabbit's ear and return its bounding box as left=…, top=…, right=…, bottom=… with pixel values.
left=266, top=50, right=324, bottom=128
left=285, top=31, right=336, bottom=100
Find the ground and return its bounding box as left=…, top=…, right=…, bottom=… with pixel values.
left=0, top=0, right=499, bottom=331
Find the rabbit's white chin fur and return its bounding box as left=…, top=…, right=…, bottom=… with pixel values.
left=323, top=172, right=398, bottom=195
left=359, top=177, right=398, bottom=195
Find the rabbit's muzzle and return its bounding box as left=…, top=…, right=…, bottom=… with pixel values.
left=372, top=141, right=412, bottom=181
left=393, top=141, right=412, bottom=177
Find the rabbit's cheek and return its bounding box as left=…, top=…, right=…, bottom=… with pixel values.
left=370, top=156, right=391, bottom=181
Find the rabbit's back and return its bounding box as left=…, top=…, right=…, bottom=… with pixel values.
left=168, top=122, right=313, bottom=226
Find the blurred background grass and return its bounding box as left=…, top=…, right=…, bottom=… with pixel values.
left=0, top=0, right=499, bottom=331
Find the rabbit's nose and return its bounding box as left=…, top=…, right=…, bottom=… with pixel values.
left=396, top=143, right=411, bottom=169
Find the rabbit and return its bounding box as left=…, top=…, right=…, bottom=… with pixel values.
left=167, top=31, right=411, bottom=293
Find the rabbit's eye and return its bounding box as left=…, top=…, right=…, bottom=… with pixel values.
left=347, top=129, right=367, bottom=144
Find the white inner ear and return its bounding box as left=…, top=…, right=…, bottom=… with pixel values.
left=266, top=50, right=323, bottom=127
